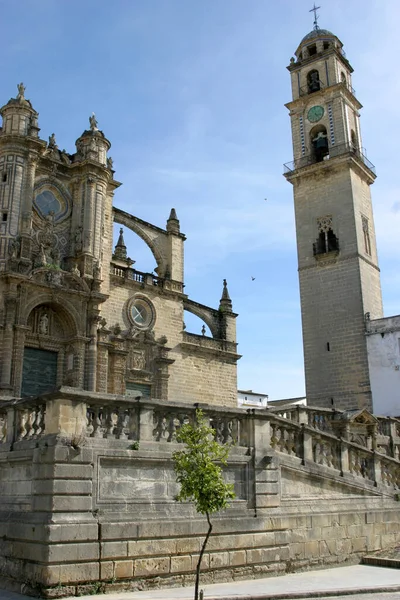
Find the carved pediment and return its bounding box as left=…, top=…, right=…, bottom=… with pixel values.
left=30, top=268, right=90, bottom=292
left=340, top=408, right=378, bottom=425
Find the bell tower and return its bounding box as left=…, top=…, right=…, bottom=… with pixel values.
left=284, top=18, right=383, bottom=410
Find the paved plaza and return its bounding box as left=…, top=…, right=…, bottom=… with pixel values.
left=2, top=564, right=400, bottom=600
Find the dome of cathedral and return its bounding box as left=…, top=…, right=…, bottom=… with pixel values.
left=300, top=28, right=335, bottom=45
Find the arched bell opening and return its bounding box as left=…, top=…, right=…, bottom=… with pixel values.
left=307, top=69, right=321, bottom=94
left=310, top=124, right=329, bottom=163
left=341, top=71, right=347, bottom=85
left=20, top=302, right=82, bottom=397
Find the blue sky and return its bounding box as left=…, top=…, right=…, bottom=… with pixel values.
left=2, top=0, right=399, bottom=400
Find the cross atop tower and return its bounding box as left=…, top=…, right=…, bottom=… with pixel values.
left=309, top=3, right=321, bottom=30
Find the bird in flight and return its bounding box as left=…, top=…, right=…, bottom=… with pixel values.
left=251, top=276, right=256, bottom=281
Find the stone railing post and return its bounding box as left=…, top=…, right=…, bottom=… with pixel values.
left=6, top=407, right=15, bottom=444
left=301, top=424, right=313, bottom=462
left=297, top=406, right=308, bottom=425
left=340, top=439, right=349, bottom=475
left=253, top=415, right=270, bottom=455
left=139, top=404, right=154, bottom=441
left=45, top=397, right=87, bottom=437
left=254, top=414, right=280, bottom=511
left=372, top=451, right=381, bottom=485
left=389, top=419, right=398, bottom=458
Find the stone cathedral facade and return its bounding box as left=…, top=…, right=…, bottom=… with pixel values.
left=0, top=85, right=239, bottom=406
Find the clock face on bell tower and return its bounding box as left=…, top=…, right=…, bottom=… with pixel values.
left=307, top=105, right=324, bottom=123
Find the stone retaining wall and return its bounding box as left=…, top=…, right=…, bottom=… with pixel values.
left=1, top=389, right=400, bottom=597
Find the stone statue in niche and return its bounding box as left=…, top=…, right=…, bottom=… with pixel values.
left=38, top=313, right=49, bottom=335
left=38, top=244, right=48, bottom=267
left=93, top=260, right=101, bottom=280
left=8, top=237, right=20, bottom=260
left=74, top=226, right=83, bottom=253
left=107, top=156, right=114, bottom=170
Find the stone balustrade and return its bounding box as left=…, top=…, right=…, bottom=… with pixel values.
left=1, top=388, right=400, bottom=491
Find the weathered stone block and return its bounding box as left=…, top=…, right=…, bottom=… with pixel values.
left=170, top=555, right=192, bottom=573
left=134, top=557, right=170, bottom=576
left=114, top=560, right=134, bottom=579
left=175, top=537, right=201, bottom=554
left=351, top=537, right=367, bottom=553
left=209, top=551, right=230, bottom=568
left=41, top=562, right=100, bottom=585
left=228, top=550, right=247, bottom=566
left=311, top=514, right=332, bottom=528
left=129, top=539, right=177, bottom=557
left=101, top=541, right=128, bottom=559
left=255, top=494, right=280, bottom=508
left=366, top=534, right=381, bottom=552
left=100, top=561, right=114, bottom=581
left=191, top=553, right=209, bottom=570
left=101, top=522, right=138, bottom=540
left=32, top=495, right=92, bottom=512
left=304, top=541, right=320, bottom=558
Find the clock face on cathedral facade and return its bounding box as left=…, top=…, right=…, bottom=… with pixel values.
left=307, top=105, right=324, bottom=123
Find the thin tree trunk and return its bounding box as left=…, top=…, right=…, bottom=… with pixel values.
left=194, top=511, right=213, bottom=600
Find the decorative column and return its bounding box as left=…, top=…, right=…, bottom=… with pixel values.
left=96, top=327, right=111, bottom=393
left=20, top=155, right=37, bottom=262
left=0, top=292, right=17, bottom=393
left=83, top=177, right=95, bottom=254
left=87, top=308, right=100, bottom=392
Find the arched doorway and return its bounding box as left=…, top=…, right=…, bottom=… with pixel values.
left=21, top=303, right=78, bottom=397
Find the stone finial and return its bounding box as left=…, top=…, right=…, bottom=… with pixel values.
left=113, top=227, right=127, bottom=261
left=219, top=278, right=233, bottom=312
left=166, top=207, right=180, bottom=234
left=89, top=113, right=98, bottom=131
left=17, top=82, right=25, bottom=101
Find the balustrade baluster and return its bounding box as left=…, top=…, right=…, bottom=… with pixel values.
left=92, top=408, right=103, bottom=438
left=86, top=409, right=94, bottom=436
left=16, top=411, right=28, bottom=441
left=168, top=416, right=178, bottom=442
left=31, top=407, right=42, bottom=438
left=115, top=408, right=128, bottom=439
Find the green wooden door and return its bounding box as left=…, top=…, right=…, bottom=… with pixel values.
left=126, top=382, right=151, bottom=399
left=21, top=347, right=58, bottom=397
